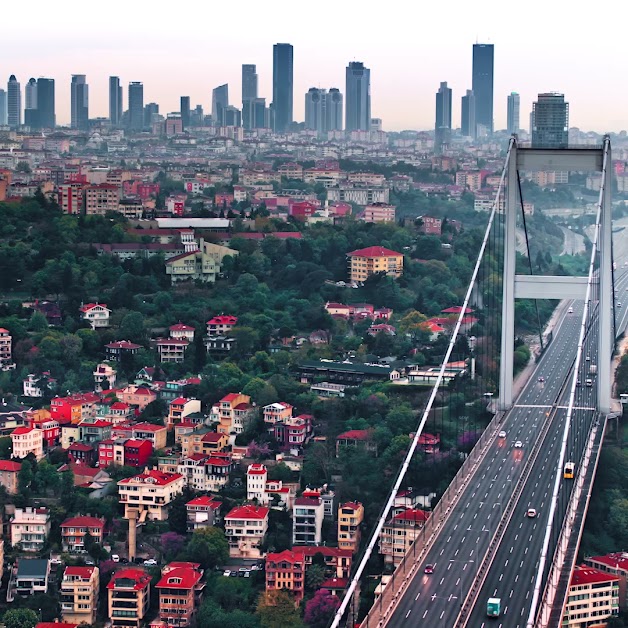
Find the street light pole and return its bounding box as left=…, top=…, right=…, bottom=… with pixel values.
left=449, top=559, right=474, bottom=607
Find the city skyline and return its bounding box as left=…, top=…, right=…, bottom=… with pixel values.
left=2, top=0, right=626, bottom=132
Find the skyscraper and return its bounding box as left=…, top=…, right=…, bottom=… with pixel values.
left=305, top=88, right=325, bottom=133
left=7, top=75, right=21, bottom=128
left=71, top=75, right=89, bottom=131
left=345, top=61, right=371, bottom=132
left=507, top=92, right=520, bottom=135
left=472, top=43, right=494, bottom=135
left=180, top=96, right=190, bottom=129
left=435, top=81, right=452, bottom=153
left=24, top=78, right=37, bottom=128
left=109, top=76, right=122, bottom=126
left=252, top=98, right=268, bottom=129
left=36, top=78, right=55, bottom=129
left=144, top=102, right=159, bottom=128
left=531, top=93, right=569, bottom=148
left=212, top=84, right=229, bottom=126
left=128, top=82, right=144, bottom=131
left=272, top=43, right=293, bottom=133
left=326, top=88, right=343, bottom=132
left=242, top=64, right=258, bottom=130
left=0, top=90, right=6, bottom=126
left=223, top=106, right=241, bottom=127
left=461, top=89, right=476, bottom=138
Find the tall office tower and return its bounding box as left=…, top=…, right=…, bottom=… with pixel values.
left=223, top=106, right=241, bottom=127
left=0, top=90, right=6, bottom=125
left=7, top=75, right=21, bottom=128
left=24, top=78, right=37, bottom=127
left=212, top=84, right=229, bottom=126
left=109, top=76, right=123, bottom=126
left=242, top=64, right=258, bottom=129
left=71, top=75, right=89, bottom=130
left=529, top=110, right=535, bottom=135
left=192, top=104, right=204, bottom=127
left=144, top=103, right=159, bottom=128
left=272, top=43, right=293, bottom=133
left=435, top=81, right=452, bottom=153
left=180, top=96, right=190, bottom=129
left=326, top=88, right=343, bottom=131
left=472, top=43, right=494, bottom=135
left=461, top=89, right=476, bottom=138
left=252, top=98, right=268, bottom=129
left=507, top=92, right=520, bottom=135
left=128, top=82, right=144, bottom=131
left=305, top=88, right=325, bottom=133
left=531, top=92, right=569, bottom=148
left=36, top=78, right=55, bottom=129
left=345, top=61, right=371, bottom=132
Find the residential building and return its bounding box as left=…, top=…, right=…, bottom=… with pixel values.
left=8, top=558, right=50, bottom=600
left=224, top=504, right=269, bottom=558
left=155, top=337, right=189, bottom=363
left=461, top=89, right=476, bottom=138
left=562, top=565, right=619, bottom=627
left=118, top=469, right=185, bottom=521
left=11, top=426, right=44, bottom=460
left=0, top=328, right=14, bottom=369
left=327, top=185, right=389, bottom=206
left=379, top=508, right=429, bottom=566
left=165, top=240, right=237, bottom=284
left=98, top=438, right=152, bottom=469
left=107, top=568, right=151, bottom=628
left=245, top=463, right=295, bottom=509
left=300, top=545, right=352, bottom=578
left=79, top=302, right=111, bottom=328
left=116, top=385, right=157, bottom=411
left=472, top=43, right=494, bottom=135
left=23, top=372, right=56, bottom=398
left=112, top=422, right=167, bottom=450
left=94, top=363, right=117, bottom=392
left=507, top=91, right=520, bottom=134
left=274, top=414, right=312, bottom=450
left=272, top=43, right=293, bottom=133
left=78, top=418, right=112, bottom=445
left=105, top=340, right=143, bottom=362
left=338, top=502, right=364, bottom=553
left=58, top=183, right=84, bottom=214
left=585, top=552, right=628, bottom=607
left=167, top=397, right=201, bottom=430
left=213, top=392, right=255, bottom=435
left=50, top=392, right=99, bottom=424
left=169, top=323, right=195, bottom=342
left=84, top=184, right=120, bottom=216
left=0, top=459, right=21, bottom=494
left=347, top=246, right=404, bottom=283
left=205, top=335, right=235, bottom=353
left=156, top=562, right=205, bottom=627
left=10, top=507, right=51, bottom=552
left=25, top=409, right=59, bottom=449
left=186, top=495, right=222, bottom=531
left=206, top=314, right=238, bottom=336
left=61, top=516, right=106, bottom=553
left=532, top=92, right=569, bottom=148
left=265, top=549, right=305, bottom=604
left=336, top=429, right=379, bottom=456
left=179, top=428, right=227, bottom=457
left=70, top=75, right=89, bottom=131
left=61, top=565, right=99, bottom=625
left=346, top=61, right=370, bottom=132
left=263, top=402, right=293, bottom=429
left=293, top=496, right=324, bottom=546
left=360, top=203, right=395, bottom=223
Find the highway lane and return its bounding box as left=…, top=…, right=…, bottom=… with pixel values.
left=386, top=305, right=585, bottom=627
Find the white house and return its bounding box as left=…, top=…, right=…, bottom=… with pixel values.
left=79, top=303, right=111, bottom=329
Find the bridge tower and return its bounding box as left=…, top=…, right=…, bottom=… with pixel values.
left=499, top=137, right=613, bottom=413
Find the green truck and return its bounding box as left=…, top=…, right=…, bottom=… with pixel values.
left=487, top=597, right=501, bottom=618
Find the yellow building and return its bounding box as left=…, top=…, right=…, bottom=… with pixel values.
left=347, top=246, right=404, bottom=283
left=118, top=469, right=185, bottom=521
left=211, top=393, right=255, bottom=436
left=337, top=502, right=364, bottom=553
left=563, top=565, right=619, bottom=627
left=165, top=238, right=238, bottom=284
left=107, top=568, right=151, bottom=628
left=61, top=565, right=99, bottom=625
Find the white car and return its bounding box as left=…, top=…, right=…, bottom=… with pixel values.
left=514, top=440, right=523, bottom=448
left=527, top=508, right=537, bottom=518
left=223, top=569, right=231, bottom=577
left=143, top=559, right=158, bottom=566
left=498, top=430, right=507, bottom=439
left=568, top=306, right=573, bottom=313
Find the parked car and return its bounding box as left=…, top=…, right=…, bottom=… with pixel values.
left=143, top=559, right=158, bottom=566
left=223, top=570, right=231, bottom=577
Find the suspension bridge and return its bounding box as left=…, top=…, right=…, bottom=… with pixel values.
left=331, top=137, right=618, bottom=627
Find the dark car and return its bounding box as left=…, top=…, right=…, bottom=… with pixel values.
left=538, top=376, right=545, bottom=383
left=424, top=564, right=434, bottom=574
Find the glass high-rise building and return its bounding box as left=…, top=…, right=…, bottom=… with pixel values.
left=242, top=64, right=258, bottom=130
left=7, top=75, right=21, bottom=128
left=144, top=102, right=159, bottom=128
left=180, top=96, right=190, bottom=129
left=24, top=78, right=37, bottom=127
left=326, top=88, right=343, bottom=132
left=345, top=61, right=370, bottom=132
left=472, top=43, right=494, bottom=135
left=507, top=92, right=520, bottom=135
left=461, top=89, right=476, bottom=138
left=128, top=82, right=144, bottom=131
left=71, top=75, right=89, bottom=131
left=531, top=93, right=569, bottom=148
left=272, top=43, right=293, bottom=133
left=0, top=90, right=6, bottom=126
left=36, top=78, right=55, bottom=129
left=435, top=81, right=452, bottom=153
left=252, top=98, right=268, bottom=129
left=109, top=76, right=122, bottom=126
left=212, top=84, right=229, bottom=126
left=305, top=88, right=325, bottom=133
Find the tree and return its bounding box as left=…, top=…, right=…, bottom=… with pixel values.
left=304, top=588, right=340, bottom=627
left=161, top=531, right=186, bottom=559
left=18, top=458, right=33, bottom=496
left=256, top=590, right=302, bottom=628
left=267, top=462, right=293, bottom=483
left=139, top=398, right=167, bottom=425
left=119, top=311, right=147, bottom=344
left=185, top=527, right=229, bottom=569
left=2, top=608, right=38, bottom=628
left=0, top=436, right=12, bottom=459
left=305, top=563, right=326, bottom=592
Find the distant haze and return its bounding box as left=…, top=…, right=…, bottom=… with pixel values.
left=3, top=0, right=626, bottom=132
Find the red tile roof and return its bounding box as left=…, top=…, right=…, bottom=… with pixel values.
left=36, top=624, right=79, bottom=628
left=221, top=393, right=242, bottom=402
left=320, top=577, right=348, bottom=589
left=336, top=429, right=372, bottom=441
left=107, top=568, right=151, bottom=589
left=587, top=553, right=628, bottom=571
left=392, top=508, right=429, bottom=523
left=347, top=246, right=403, bottom=258
left=0, top=460, right=21, bottom=471
left=340, top=502, right=362, bottom=511
left=247, top=463, right=267, bottom=475
left=441, top=306, right=474, bottom=314
left=61, top=515, right=105, bottom=529
left=106, top=340, right=142, bottom=349
left=225, top=504, right=269, bottom=520
left=570, top=565, right=619, bottom=586
left=64, top=565, right=96, bottom=578
left=169, top=323, right=195, bottom=332
left=295, top=497, right=320, bottom=507
left=207, top=315, right=238, bottom=326
left=155, top=337, right=189, bottom=346
left=170, top=397, right=189, bottom=405
left=186, top=495, right=221, bottom=508
left=156, top=565, right=203, bottom=590
left=118, top=469, right=183, bottom=486
left=201, top=432, right=224, bottom=443
left=69, top=442, right=94, bottom=452
left=266, top=549, right=304, bottom=564
left=80, top=302, right=109, bottom=312
left=133, top=422, right=166, bottom=432
left=12, top=426, right=35, bottom=435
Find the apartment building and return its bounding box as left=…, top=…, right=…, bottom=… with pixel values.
left=360, top=203, right=396, bottom=223
left=60, top=565, right=99, bottom=625
left=61, top=516, right=106, bottom=553
left=186, top=495, right=222, bottom=531
left=212, top=392, right=255, bottom=436
left=337, top=502, right=364, bottom=553
left=79, top=303, right=111, bottom=328
left=224, top=504, right=269, bottom=559
left=11, top=426, right=44, bottom=460
left=0, top=459, right=21, bottom=494
left=379, top=508, right=429, bottom=566
left=263, top=402, right=293, bottom=429
left=0, top=328, right=14, bottom=369
left=84, top=183, right=120, bottom=216
left=265, top=550, right=305, bottom=604
left=293, top=496, right=324, bottom=546
left=347, top=246, right=404, bottom=283
left=156, top=562, right=205, bottom=626
left=586, top=552, right=628, bottom=607
left=118, top=469, right=185, bottom=521
left=206, top=314, right=238, bottom=336
left=107, top=568, right=151, bottom=628
left=562, top=565, right=619, bottom=626
left=155, top=337, right=189, bottom=363
left=180, top=428, right=228, bottom=457
left=167, top=397, right=201, bottom=430
left=10, top=507, right=51, bottom=551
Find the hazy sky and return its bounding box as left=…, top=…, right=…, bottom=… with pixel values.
left=3, top=0, right=626, bottom=132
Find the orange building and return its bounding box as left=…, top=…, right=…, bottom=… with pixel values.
left=155, top=562, right=205, bottom=626
left=337, top=502, right=364, bottom=553
left=265, top=549, right=305, bottom=604
left=347, top=246, right=404, bottom=283
left=107, top=568, right=151, bottom=628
